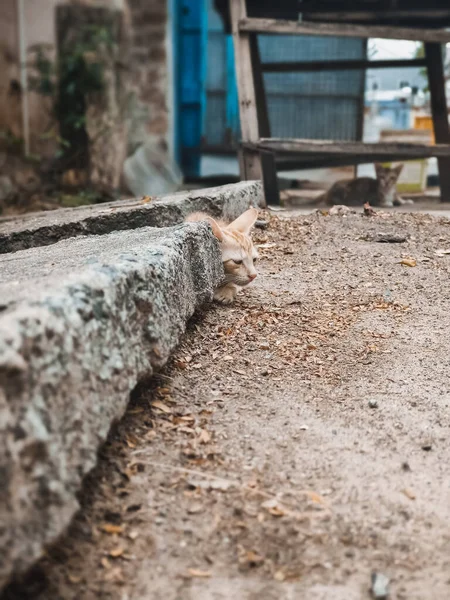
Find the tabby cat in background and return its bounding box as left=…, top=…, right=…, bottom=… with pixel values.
left=318, top=163, right=412, bottom=207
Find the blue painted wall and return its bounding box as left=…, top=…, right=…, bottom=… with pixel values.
left=375, top=100, right=411, bottom=129
left=176, top=0, right=366, bottom=177
left=176, top=0, right=208, bottom=176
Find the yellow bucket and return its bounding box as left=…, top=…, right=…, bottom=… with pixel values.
left=414, top=115, right=434, bottom=143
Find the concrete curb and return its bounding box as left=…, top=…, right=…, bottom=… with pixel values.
left=0, top=181, right=263, bottom=254
left=0, top=181, right=262, bottom=588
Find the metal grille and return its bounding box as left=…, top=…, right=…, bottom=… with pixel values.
left=202, top=1, right=366, bottom=150
left=259, top=35, right=366, bottom=141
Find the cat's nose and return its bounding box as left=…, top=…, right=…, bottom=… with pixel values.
left=248, top=274, right=257, bottom=281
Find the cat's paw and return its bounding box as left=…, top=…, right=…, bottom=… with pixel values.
left=214, top=285, right=237, bottom=305
left=394, top=196, right=414, bottom=206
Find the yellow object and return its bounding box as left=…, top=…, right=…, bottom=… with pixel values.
left=414, top=115, right=434, bottom=143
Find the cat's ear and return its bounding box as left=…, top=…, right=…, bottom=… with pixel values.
left=227, top=207, right=258, bottom=234
left=374, top=162, right=385, bottom=175
left=393, top=163, right=404, bottom=177
left=204, top=216, right=224, bottom=241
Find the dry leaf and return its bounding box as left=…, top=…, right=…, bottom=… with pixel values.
left=306, top=491, right=327, bottom=505
left=223, top=355, right=233, bottom=361
left=400, top=258, right=416, bottom=267
left=187, top=502, right=204, bottom=514
left=104, top=566, right=124, bottom=583
left=180, top=415, right=195, bottom=422
left=141, top=195, right=152, bottom=204
left=174, top=359, right=187, bottom=370
left=401, top=488, right=416, bottom=500
left=101, top=523, right=123, bottom=535
left=151, top=400, right=172, bottom=414
left=101, top=557, right=112, bottom=569
left=178, top=426, right=195, bottom=435
left=67, top=573, right=82, bottom=584
left=198, top=429, right=212, bottom=444
left=187, top=569, right=211, bottom=578
left=363, top=202, right=375, bottom=216
left=109, top=546, right=125, bottom=558
left=239, top=550, right=264, bottom=567
left=234, top=369, right=246, bottom=376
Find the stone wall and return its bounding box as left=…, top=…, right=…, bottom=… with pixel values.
left=127, top=0, right=171, bottom=155
left=0, top=0, right=173, bottom=167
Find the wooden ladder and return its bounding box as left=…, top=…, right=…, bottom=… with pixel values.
left=229, top=0, right=450, bottom=205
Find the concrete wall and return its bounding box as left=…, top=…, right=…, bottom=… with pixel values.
left=0, top=0, right=174, bottom=161
left=127, top=0, right=172, bottom=156
left=0, top=0, right=58, bottom=154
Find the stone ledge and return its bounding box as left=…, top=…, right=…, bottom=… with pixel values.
left=0, top=181, right=263, bottom=254
left=0, top=222, right=222, bottom=589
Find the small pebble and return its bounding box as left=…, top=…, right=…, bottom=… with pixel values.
left=401, top=461, right=411, bottom=472
left=368, top=399, right=378, bottom=409
left=255, top=219, right=268, bottom=230
left=371, top=572, right=390, bottom=599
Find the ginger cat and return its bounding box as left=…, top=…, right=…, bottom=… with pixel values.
left=186, top=208, right=259, bottom=304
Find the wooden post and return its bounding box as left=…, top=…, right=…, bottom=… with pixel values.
left=424, top=42, right=450, bottom=202
left=249, top=33, right=277, bottom=205
left=230, top=0, right=262, bottom=181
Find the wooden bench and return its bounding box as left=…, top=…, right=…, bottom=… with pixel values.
left=230, top=0, right=450, bottom=204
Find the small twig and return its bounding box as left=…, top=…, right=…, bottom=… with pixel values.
left=128, top=457, right=329, bottom=508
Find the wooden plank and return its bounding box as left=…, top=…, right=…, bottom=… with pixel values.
left=261, top=58, right=427, bottom=73
left=275, top=154, right=440, bottom=169
left=239, top=18, right=450, bottom=43
left=304, top=11, right=450, bottom=24
left=299, top=0, right=448, bottom=11
left=230, top=0, right=262, bottom=180
left=425, top=43, right=450, bottom=202
left=244, top=138, right=450, bottom=158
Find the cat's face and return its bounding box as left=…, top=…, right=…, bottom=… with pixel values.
left=207, top=208, right=259, bottom=287
left=375, top=163, right=404, bottom=197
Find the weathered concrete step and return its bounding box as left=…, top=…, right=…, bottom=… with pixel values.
left=0, top=181, right=262, bottom=254
left=0, top=223, right=221, bottom=588
left=0, top=181, right=262, bottom=589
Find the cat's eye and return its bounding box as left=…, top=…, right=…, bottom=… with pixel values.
left=233, top=259, right=243, bottom=265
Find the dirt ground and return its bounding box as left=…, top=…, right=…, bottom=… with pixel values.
left=3, top=207, right=450, bottom=600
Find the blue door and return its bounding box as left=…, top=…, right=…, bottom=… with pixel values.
left=176, top=0, right=208, bottom=177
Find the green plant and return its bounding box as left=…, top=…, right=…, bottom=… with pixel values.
left=32, top=25, right=114, bottom=167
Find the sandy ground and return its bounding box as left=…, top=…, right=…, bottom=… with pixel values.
left=3, top=207, right=450, bottom=600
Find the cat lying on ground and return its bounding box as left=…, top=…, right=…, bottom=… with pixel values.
left=317, top=163, right=413, bottom=207
left=186, top=208, right=259, bottom=304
